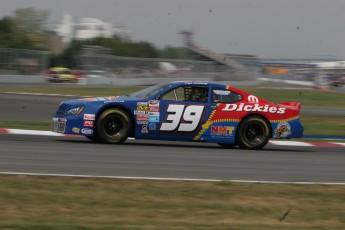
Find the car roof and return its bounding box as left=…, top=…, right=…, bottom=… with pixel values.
left=170, top=81, right=227, bottom=88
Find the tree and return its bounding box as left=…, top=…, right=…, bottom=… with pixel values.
left=12, top=7, right=49, bottom=34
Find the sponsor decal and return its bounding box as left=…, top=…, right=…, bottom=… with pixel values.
left=104, top=100, right=124, bottom=103
left=222, top=103, right=286, bottom=114
left=72, top=127, right=80, bottom=133
left=81, top=128, right=93, bottom=135
left=148, top=100, right=160, bottom=106
left=149, top=106, right=160, bottom=112
left=137, top=102, right=148, bottom=106
left=137, top=105, right=148, bottom=111
left=211, top=126, right=235, bottom=137
left=148, top=112, right=159, bottom=116
left=137, top=114, right=149, bottom=121
left=84, top=114, right=96, bottom=120
left=248, top=95, right=259, bottom=103
left=274, top=122, right=291, bottom=138
left=141, top=125, right=148, bottom=133
left=58, top=118, right=67, bottom=122
left=137, top=120, right=148, bottom=125
left=213, top=90, right=230, bottom=95
left=149, top=123, right=157, bottom=131
left=136, top=111, right=148, bottom=115
left=149, top=116, right=160, bottom=123
left=84, top=120, right=94, bottom=127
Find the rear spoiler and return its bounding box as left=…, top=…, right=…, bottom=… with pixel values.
left=279, top=102, right=301, bottom=110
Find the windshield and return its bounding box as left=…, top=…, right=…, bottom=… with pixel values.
left=129, top=82, right=173, bottom=99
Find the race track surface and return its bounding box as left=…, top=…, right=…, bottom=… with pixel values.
left=1, top=134, right=344, bottom=183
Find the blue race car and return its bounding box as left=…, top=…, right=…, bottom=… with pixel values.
left=52, top=81, right=303, bottom=150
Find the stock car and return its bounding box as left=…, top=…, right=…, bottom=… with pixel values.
left=52, top=81, right=304, bottom=150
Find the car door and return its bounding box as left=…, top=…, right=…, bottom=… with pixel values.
left=137, top=84, right=214, bottom=141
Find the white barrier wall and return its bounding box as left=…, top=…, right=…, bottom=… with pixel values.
left=0, top=75, right=45, bottom=84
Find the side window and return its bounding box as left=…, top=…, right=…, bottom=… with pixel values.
left=161, top=86, right=209, bottom=103
left=212, top=88, right=242, bottom=103
left=183, top=86, right=209, bottom=103
left=161, top=87, right=184, bottom=101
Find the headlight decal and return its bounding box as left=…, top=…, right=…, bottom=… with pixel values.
left=66, top=106, right=84, bottom=115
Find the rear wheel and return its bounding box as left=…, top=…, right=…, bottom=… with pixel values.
left=237, top=116, right=270, bottom=150
left=96, top=108, right=132, bottom=144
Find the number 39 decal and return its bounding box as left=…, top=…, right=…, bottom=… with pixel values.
left=160, top=104, right=205, bottom=132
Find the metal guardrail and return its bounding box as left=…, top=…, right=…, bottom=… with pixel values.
left=0, top=48, right=49, bottom=75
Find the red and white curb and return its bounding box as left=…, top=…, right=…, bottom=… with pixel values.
left=1, top=128, right=344, bottom=147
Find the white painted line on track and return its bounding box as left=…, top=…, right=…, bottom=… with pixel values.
left=1, top=128, right=344, bottom=147
left=1, top=172, right=345, bottom=185
left=7, top=129, right=64, bottom=136
left=269, top=140, right=314, bottom=147
left=332, top=142, right=345, bottom=147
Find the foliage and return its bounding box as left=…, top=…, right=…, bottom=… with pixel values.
left=0, top=8, right=189, bottom=67
left=0, top=8, right=50, bottom=50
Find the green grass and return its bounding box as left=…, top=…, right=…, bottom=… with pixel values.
left=240, top=87, right=345, bottom=108
left=1, top=115, right=344, bottom=136
left=0, top=85, right=344, bottom=107
left=300, top=115, right=345, bottom=136
left=0, top=175, right=344, bottom=230
left=0, top=121, right=51, bottom=131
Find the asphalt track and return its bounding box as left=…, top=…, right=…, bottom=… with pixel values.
left=0, top=134, right=344, bottom=183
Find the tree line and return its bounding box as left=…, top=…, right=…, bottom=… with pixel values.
left=0, top=7, right=189, bottom=68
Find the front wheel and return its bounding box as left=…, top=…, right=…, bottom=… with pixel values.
left=236, top=116, right=270, bottom=150
left=96, top=108, right=132, bottom=144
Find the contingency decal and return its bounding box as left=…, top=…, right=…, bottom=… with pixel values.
left=210, top=126, right=235, bottom=138
left=274, top=121, right=291, bottom=138
left=148, top=100, right=160, bottom=123
left=136, top=102, right=148, bottom=125
left=160, top=104, right=205, bottom=132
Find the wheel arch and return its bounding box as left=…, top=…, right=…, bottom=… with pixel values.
left=237, top=113, right=272, bottom=138
left=95, top=104, right=135, bottom=137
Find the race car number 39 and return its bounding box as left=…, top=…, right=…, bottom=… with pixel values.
left=160, top=104, right=205, bottom=132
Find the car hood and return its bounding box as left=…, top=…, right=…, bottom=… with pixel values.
left=62, top=95, right=137, bottom=105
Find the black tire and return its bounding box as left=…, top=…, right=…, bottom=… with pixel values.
left=96, top=108, right=132, bottom=144
left=236, top=116, right=270, bottom=150
left=218, top=143, right=236, bottom=149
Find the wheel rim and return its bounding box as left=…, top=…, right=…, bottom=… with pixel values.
left=244, top=122, right=264, bottom=144
left=103, top=115, right=126, bottom=137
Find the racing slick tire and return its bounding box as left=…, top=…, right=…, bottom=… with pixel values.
left=96, top=108, right=132, bottom=144
left=236, top=116, right=270, bottom=150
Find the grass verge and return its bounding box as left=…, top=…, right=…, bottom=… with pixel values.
left=0, top=175, right=344, bottom=230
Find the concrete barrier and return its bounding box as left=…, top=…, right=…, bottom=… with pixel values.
left=0, top=75, right=45, bottom=84
left=84, top=76, right=215, bottom=86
